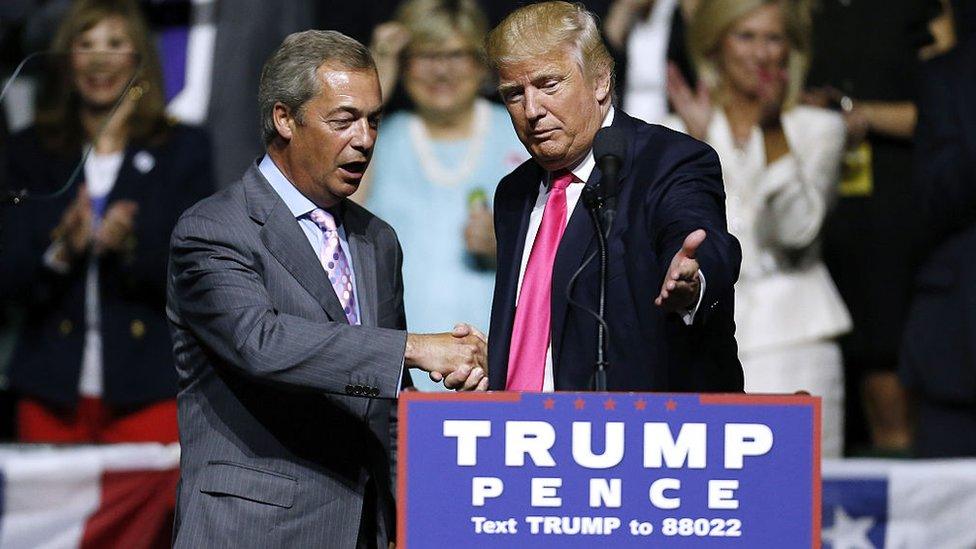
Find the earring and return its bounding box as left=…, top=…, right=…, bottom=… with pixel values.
left=127, top=83, right=145, bottom=101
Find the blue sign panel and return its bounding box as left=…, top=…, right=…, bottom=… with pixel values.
left=398, top=392, right=819, bottom=548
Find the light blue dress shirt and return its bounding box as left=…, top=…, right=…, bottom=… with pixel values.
left=258, top=155, right=362, bottom=323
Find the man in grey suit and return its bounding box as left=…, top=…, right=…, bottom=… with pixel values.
left=167, top=30, right=487, bottom=547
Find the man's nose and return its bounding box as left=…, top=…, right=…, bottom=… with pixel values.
left=351, top=119, right=375, bottom=151
left=523, top=88, right=546, bottom=121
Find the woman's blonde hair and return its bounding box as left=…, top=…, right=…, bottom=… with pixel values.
left=396, top=0, right=489, bottom=58
left=688, top=0, right=811, bottom=107
left=485, top=1, right=615, bottom=93
left=35, top=0, right=169, bottom=155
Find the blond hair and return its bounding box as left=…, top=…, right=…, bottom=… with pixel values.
left=485, top=1, right=615, bottom=93
left=396, top=0, right=488, bottom=57
left=688, top=0, right=811, bottom=107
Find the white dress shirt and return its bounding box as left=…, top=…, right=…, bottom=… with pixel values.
left=515, top=107, right=704, bottom=391
left=79, top=151, right=124, bottom=397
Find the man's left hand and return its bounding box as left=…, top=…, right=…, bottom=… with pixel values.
left=654, top=229, right=705, bottom=312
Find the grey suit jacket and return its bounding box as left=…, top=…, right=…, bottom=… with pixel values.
left=167, top=163, right=408, bottom=547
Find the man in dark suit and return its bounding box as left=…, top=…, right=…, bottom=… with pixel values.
left=167, top=31, right=486, bottom=547
left=900, top=1, right=976, bottom=458
left=484, top=1, right=742, bottom=392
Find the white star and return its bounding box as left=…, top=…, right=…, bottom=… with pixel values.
left=822, top=506, right=876, bottom=549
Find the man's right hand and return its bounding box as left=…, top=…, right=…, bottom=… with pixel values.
left=404, top=324, right=488, bottom=391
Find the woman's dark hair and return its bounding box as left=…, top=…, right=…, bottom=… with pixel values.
left=34, top=0, right=170, bottom=155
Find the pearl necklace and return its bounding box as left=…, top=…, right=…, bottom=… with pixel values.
left=408, top=98, right=491, bottom=188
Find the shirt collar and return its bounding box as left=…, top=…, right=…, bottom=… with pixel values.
left=259, top=154, right=319, bottom=219
left=556, top=105, right=615, bottom=186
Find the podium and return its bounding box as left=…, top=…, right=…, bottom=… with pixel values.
left=397, top=392, right=820, bottom=548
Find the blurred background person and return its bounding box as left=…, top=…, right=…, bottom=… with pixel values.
left=0, top=0, right=213, bottom=443
left=901, top=0, right=976, bottom=458
left=359, top=0, right=527, bottom=391
left=603, top=0, right=699, bottom=123
left=664, top=0, right=851, bottom=457
left=803, top=0, right=929, bottom=456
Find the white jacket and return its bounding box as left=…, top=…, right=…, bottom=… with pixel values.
left=664, top=106, right=852, bottom=353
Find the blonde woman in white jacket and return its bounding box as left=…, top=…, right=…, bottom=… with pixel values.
left=663, top=0, right=851, bottom=457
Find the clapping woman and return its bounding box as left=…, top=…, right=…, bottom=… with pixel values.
left=361, top=0, right=527, bottom=390
left=0, top=0, right=213, bottom=442
left=663, top=0, right=851, bottom=456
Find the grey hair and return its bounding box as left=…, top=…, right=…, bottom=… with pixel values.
left=258, top=30, right=376, bottom=144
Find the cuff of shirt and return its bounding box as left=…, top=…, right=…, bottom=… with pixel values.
left=395, top=359, right=405, bottom=397
left=680, top=269, right=706, bottom=326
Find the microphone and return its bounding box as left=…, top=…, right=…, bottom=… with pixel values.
left=592, top=126, right=627, bottom=235
left=571, top=126, right=626, bottom=391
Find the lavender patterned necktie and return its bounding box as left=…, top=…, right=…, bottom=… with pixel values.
left=309, top=208, right=359, bottom=325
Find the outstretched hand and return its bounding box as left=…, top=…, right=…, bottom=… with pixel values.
left=655, top=229, right=705, bottom=313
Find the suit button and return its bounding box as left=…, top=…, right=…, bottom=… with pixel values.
left=345, top=384, right=354, bottom=394
left=59, top=319, right=73, bottom=336
left=370, top=388, right=380, bottom=397
left=130, top=319, right=146, bottom=339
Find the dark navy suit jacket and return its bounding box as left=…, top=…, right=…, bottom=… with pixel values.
left=487, top=110, right=743, bottom=392
left=0, top=123, right=214, bottom=408
left=901, top=39, right=976, bottom=406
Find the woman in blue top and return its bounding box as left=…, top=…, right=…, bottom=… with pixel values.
left=361, top=0, right=527, bottom=390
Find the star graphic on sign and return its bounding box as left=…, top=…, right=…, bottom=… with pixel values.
left=821, top=506, right=876, bottom=549
left=543, top=397, right=555, bottom=410
left=634, top=399, right=647, bottom=411
left=603, top=398, right=616, bottom=411
left=665, top=399, right=678, bottom=411
left=574, top=398, right=586, bottom=410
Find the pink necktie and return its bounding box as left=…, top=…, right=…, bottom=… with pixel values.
left=309, top=208, right=359, bottom=325
left=506, top=171, right=574, bottom=391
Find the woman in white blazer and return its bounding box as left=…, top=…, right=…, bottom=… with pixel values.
left=663, top=0, right=851, bottom=457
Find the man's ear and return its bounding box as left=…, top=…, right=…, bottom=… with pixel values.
left=593, top=69, right=612, bottom=104
left=272, top=102, right=295, bottom=141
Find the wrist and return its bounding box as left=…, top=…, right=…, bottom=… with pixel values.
left=404, top=333, right=423, bottom=367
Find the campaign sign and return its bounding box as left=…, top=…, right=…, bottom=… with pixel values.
left=398, top=392, right=820, bottom=548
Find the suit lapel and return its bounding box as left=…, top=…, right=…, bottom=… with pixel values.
left=245, top=167, right=349, bottom=323
left=550, top=111, right=639, bottom=373
left=105, top=148, right=139, bottom=203
left=344, top=206, right=378, bottom=328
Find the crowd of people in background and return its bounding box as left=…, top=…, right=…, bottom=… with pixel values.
left=0, top=0, right=972, bottom=458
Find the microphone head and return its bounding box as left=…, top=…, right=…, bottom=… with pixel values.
left=593, top=126, right=627, bottom=162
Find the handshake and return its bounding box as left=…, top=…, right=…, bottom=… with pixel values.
left=404, top=323, right=488, bottom=391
